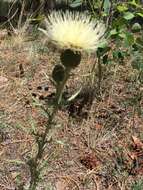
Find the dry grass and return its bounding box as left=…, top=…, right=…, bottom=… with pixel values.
left=0, top=29, right=143, bottom=190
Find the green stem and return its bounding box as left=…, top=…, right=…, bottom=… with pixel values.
left=28, top=68, right=71, bottom=190
left=55, top=68, right=71, bottom=105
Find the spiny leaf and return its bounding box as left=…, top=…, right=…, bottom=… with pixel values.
left=67, top=87, right=82, bottom=102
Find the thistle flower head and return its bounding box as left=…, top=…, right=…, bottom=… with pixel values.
left=40, top=11, right=106, bottom=52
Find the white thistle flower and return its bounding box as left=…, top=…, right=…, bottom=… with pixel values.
left=39, top=11, right=106, bottom=52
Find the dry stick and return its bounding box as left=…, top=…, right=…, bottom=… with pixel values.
left=97, top=56, right=102, bottom=95
left=90, top=56, right=97, bottom=82
left=27, top=68, right=71, bottom=190
left=17, top=0, right=25, bottom=30
left=105, top=0, right=114, bottom=29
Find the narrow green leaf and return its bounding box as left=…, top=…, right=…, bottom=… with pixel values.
left=69, top=0, right=83, bottom=8
left=110, top=29, right=118, bottom=36
left=136, top=12, right=143, bottom=18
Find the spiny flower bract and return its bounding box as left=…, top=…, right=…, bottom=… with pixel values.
left=40, top=11, right=106, bottom=52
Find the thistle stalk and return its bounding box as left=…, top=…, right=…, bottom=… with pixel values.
left=25, top=9, right=106, bottom=190
left=27, top=68, right=71, bottom=190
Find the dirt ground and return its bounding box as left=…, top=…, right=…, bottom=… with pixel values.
left=0, top=30, right=143, bottom=190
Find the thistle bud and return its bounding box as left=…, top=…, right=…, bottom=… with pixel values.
left=52, top=64, right=65, bottom=84
left=60, top=49, right=81, bottom=68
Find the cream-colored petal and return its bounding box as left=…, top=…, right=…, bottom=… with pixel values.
left=40, top=11, right=106, bottom=52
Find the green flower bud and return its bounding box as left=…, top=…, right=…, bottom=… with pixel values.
left=52, top=64, right=65, bottom=84
left=60, top=49, right=81, bottom=68
left=132, top=23, right=141, bottom=32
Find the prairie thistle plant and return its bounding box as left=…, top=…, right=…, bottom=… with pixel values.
left=27, top=11, right=106, bottom=190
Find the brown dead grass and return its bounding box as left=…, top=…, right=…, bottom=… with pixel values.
left=0, top=30, right=143, bottom=190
